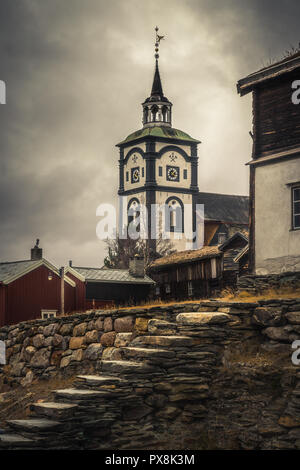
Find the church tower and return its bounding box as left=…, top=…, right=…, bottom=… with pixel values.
left=116, top=28, right=201, bottom=253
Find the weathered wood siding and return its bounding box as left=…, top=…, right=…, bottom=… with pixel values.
left=150, top=256, right=223, bottom=285
left=254, top=72, right=300, bottom=157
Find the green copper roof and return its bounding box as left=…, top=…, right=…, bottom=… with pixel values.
left=117, top=126, right=200, bottom=146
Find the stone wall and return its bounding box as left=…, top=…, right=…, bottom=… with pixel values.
left=238, top=272, right=300, bottom=294
left=0, top=308, right=158, bottom=386
left=1, top=299, right=300, bottom=449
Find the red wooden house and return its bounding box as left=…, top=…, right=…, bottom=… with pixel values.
left=0, top=242, right=84, bottom=327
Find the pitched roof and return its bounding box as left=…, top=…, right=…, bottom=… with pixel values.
left=0, top=260, right=37, bottom=283
left=218, top=232, right=248, bottom=251
left=149, top=246, right=221, bottom=270
left=0, top=259, right=75, bottom=286
left=69, top=266, right=155, bottom=285
left=198, top=192, right=249, bottom=224
left=117, top=126, right=200, bottom=146
left=237, top=51, right=300, bottom=96
left=151, top=60, right=164, bottom=98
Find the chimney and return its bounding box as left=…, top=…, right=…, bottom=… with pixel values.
left=31, top=239, right=43, bottom=260
left=129, top=254, right=145, bottom=278
left=69, top=260, right=72, bottom=267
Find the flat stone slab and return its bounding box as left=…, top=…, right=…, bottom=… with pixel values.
left=7, top=418, right=61, bottom=432
left=54, top=388, right=105, bottom=399
left=32, top=401, right=78, bottom=419
left=100, top=360, right=156, bottom=374
left=77, top=375, right=124, bottom=383
left=131, top=335, right=193, bottom=348
left=121, top=347, right=175, bottom=359
left=33, top=402, right=77, bottom=410
left=176, top=312, right=231, bottom=325
left=0, top=433, right=34, bottom=444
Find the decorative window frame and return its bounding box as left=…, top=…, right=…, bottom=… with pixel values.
left=287, top=182, right=300, bottom=231
left=292, top=185, right=300, bottom=230
left=165, top=196, right=184, bottom=233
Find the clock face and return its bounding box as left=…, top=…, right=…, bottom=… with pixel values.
left=166, top=165, right=179, bottom=182
left=131, top=167, right=140, bottom=183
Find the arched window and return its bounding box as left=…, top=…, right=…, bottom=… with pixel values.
left=128, top=198, right=140, bottom=234
left=165, top=197, right=184, bottom=233
left=143, top=106, right=149, bottom=124
left=161, top=105, right=168, bottom=122
left=151, top=105, right=158, bottom=122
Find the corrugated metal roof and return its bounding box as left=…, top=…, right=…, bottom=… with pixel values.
left=0, top=259, right=76, bottom=287
left=72, top=266, right=155, bottom=285
left=149, top=246, right=221, bottom=270
left=0, top=260, right=38, bottom=282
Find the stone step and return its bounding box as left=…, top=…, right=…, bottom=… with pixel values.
left=7, top=418, right=61, bottom=434
left=53, top=388, right=108, bottom=401
left=147, top=319, right=177, bottom=335
left=75, top=374, right=127, bottom=390
left=120, top=347, right=175, bottom=362
left=99, top=360, right=159, bottom=376
left=31, top=402, right=78, bottom=420
left=130, top=335, right=195, bottom=348
left=176, top=312, right=232, bottom=325
left=0, top=433, right=35, bottom=448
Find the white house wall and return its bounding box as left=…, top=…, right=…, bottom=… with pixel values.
left=255, top=157, right=300, bottom=274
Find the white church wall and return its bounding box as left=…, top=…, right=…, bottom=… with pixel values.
left=155, top=150, right=190, bottom=189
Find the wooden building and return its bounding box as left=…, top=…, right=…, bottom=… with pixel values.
left=238, top=52, right=300, bottom=274
left=148, top=246, right=223, bottom=300
left=219, top=232, right=249, bottom=285
left=0, top=243, right=80, bottom=327
left=198, top=192, right=249, bottom=246
left=65, top=256, right=155, bottom=308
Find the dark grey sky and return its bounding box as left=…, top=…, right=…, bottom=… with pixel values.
left=0, top=0, right=299, bottom=267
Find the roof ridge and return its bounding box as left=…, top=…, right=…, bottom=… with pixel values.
left=198, top=191, right=249, bottom=198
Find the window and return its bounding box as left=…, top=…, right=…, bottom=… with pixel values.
left=165, top=197, right=184, bottom=233
left=155, top=286, right=160, bottom=296
left=159, top=166, right=163, bottom=177
left=165, top=284, right=171, bottom=294
left=126, top=171, right=129, bottom=182
left=292, top=187, right=300, bottom=229
left=142, top=167, right=144, bottom=177
left=128, top=198, right=140, bottom=234
left=218, top=233, right=227, bottom=245
left=41, top=310, right=57, bottom=320
left=183, top=169, right=187, bottom=179
left=188, top=281, right=193, bottom=297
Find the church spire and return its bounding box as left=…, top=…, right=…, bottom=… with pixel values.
left=151, top=59, right=164, bottom=98
left=151, top=26, right=164, bottom=98
left=142, top=27, right=172, bottom=128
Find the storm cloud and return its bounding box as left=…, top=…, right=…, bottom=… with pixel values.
left=0, top=0, right=299, bottom=267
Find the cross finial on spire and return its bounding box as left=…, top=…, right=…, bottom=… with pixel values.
left=154, top=26, right=165, bottom=60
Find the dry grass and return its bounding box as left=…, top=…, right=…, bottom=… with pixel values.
left=0, top=374, right=77, bottom=427
left=217, top=286, right=300, bottom=303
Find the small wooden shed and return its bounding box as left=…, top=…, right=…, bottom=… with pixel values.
left=148, top=246, right=223, bottom=300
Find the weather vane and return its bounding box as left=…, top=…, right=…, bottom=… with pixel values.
left=155, top=26, right=165, bottom=60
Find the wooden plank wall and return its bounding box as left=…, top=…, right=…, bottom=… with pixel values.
left=255, top=72, right=300, bottom=157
